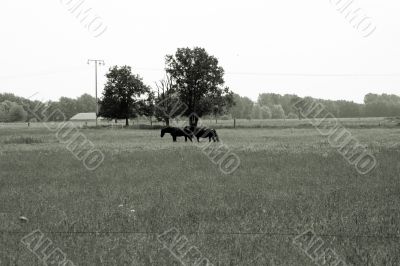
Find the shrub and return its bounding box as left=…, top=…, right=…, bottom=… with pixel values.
left=271, top=105, right=285, bottom=119
left=260, top=106, right=272, bottom=119
left=287, top=113, right=298, bottom=119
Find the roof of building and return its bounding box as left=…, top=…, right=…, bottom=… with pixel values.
left=70, top=113, right=97, bottom=121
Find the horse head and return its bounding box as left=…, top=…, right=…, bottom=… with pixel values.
left=213, top=129, right=220, bottom=142
left=161, top=128, right=167, bottom=138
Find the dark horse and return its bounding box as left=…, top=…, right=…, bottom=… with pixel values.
left=161, top=127, right=193, bottom=142
left=184, top=126, right=219, bottom=142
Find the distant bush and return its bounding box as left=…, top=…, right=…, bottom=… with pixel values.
left=251, top=104, right=262, bottom=119
left=9, top=105, right=27, bottom=122
left=260, top=106, right=272, bottom=119
left=286, top=113, right=298, bottom=119
left=271, top=105, right=285, bottom=119
left=0, top=101, right=27, bottom=122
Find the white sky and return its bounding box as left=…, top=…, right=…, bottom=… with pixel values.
left=1, top=0, right=399, bottom=103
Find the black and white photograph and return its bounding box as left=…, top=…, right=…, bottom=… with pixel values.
left=1, top=0, right=399, bottom=265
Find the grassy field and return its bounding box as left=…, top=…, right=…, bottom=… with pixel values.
left=1, top=123, right=400, bottom=265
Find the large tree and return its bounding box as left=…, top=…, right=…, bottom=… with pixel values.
left=99, top=66, right=150, bottom=126
left=166, top=47, right=233, bottom=126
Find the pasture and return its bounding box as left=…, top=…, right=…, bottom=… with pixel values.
left=1, top=123, right=400, bottom=265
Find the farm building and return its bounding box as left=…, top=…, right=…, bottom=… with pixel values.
left=69, top=113, right=139, bottom=127
left=69, top=112, right=106, bottom=126
left=70, top=112, right=98, bottom=122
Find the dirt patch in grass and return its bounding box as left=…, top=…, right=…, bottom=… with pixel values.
left=3, top=136, right=45, bottom=144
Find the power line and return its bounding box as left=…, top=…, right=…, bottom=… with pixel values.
left=0, top=67, right=89, bottom=80
left=2, top=67, right=400, bottom=80
left=224, top=72, right=400, bottom=77
left=133, top=68, right=400, bottom=77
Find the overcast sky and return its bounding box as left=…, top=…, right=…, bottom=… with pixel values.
left=1, top=0, right=399, bottom=103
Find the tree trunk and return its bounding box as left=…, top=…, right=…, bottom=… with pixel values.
left=165, top=118, right=170, bottom=127
left=234, top=118, right=236, bottom=128
left=189, top=114, right=199, bottom=127
left=125, top=117, right=129, bottom=126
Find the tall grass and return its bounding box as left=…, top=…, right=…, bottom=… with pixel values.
left=0, top=126, right=399, bottom=265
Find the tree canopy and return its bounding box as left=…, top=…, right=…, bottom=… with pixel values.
left=99, top=66, right=151, bottom=126
left=166, top=47, right=233, bottom=126
left=0, top=100, right=27, bottom=122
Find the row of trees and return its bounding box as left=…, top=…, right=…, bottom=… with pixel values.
left=229, top=93, right=288, bottom=119
left=0, top=93, right=96, bottom=122
left=52, top=94, right=97, bottom=120
left=289, top=93, right=400, bottom=118
left=215, top=93, right=400, bottom=120
left=363, top=93, right=400, bottom=117
left=2, top=91, right=400, bottom=124
left=2, top=90, right=400, bottom=124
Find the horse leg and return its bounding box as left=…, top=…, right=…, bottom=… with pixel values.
left=197, top=137, right=200, bottom=142
left=185, top=136, right=187, bottom=142
left=173, top=135, right=177, bottom=142
left=209, top=136, right=211, bottom=142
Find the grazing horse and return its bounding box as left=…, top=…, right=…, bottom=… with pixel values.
left=184, top=126, right=219, bottom=142
left=161, top=127, right=193, bottom=142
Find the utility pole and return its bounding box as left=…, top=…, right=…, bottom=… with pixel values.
left=87, top=59, right=105, bottom=126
